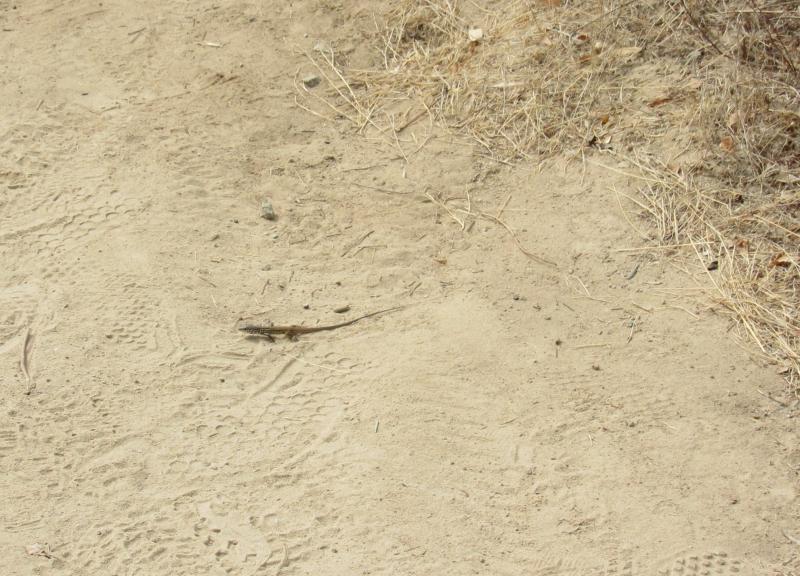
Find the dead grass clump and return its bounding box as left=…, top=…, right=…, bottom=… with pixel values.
left=299, top=0, right=660, bottom=162
left=637, top=1, right=800, bottom=388
left=296, top=0, right=800, bottom=390
left=630, top=158, right=799, bottom=385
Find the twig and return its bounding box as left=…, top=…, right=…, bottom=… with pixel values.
left=427, top=190, right=465, bottom=229
left=626, top=315, right=640, bottom=344
left=351, top=182, right=409, bottom=195
left=570, top=275, right=611, bottom=304
left=495, top=194, right=512, bottom=220
left=340, top=163, right=386, bottom=172
left=341, top=230, right=374, bottom=257
left=576, top=0, right=640, bottom=30
left=679, top=0, right=728, bottom=58
left=478, top=212, right=556, bottom=267
left=275, top=542, right=289, bottom=575
left=396, top=109, right=428, bottom=134
left=757, top=388, right=788, bottom=408
left=20, top=327, right=33, bottom=395
left=278, top=352, right=349, bottom=373
left=783, top=529, right=800, bottom=546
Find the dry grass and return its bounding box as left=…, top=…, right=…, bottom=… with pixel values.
left=297, top=0, right=800, bottom=391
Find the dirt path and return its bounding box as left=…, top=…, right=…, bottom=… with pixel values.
left=1, top=1, right=798, bottom=574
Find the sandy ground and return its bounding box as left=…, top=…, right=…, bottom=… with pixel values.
left=1, top=1, right=799, bottom=575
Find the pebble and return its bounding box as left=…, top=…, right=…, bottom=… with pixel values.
left=302, top=74, right=321, bottom=88
left=261, top=199, right=277, bottom=221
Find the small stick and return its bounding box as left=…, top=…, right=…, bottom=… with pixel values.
left=478, top=212, right=556, bottom=267
left=626, top=316, right=639, bottom=344
left=340, top=163, right=386, bottom=172
left=757, top=389, right=788, bottom=408
left=395, top=109, right=427, bottom=134
left=20, top=327, right=33, bottom=394
left=278, top=352, right=349, bottom=373
left=428, top=191, right=465, bottom=230
left=571, top=275, right=610, bottom=304
left=275, top=542, right=289, bottom=575
left=614, top=243, right=702, bottom=252
left=782, top=529, right=800, bottom=546
left=664, top=305, right=699, bottom=319
left=495, top=194, right=512, bottom=220
left=341, top=230, right=374, bottom=257
left=351, top=182, right=409, bottom=195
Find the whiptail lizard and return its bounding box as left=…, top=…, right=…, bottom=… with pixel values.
left=238, top=306, right=403, bottom=340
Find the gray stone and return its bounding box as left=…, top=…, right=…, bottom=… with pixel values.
left=302, top=74, right=321, bottom=88
left=261, top=199, right=277, bottom=221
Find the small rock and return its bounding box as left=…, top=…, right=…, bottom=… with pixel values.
left=313, top=39, right=331, bottom=53
left=209, top=233, right=220, bottom=241
left=302, top=74, right=321, bottom=89
left=261, top=199, right=277, bottom=221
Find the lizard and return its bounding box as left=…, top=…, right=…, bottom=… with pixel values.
left=238, top=306, right=403, bottom=340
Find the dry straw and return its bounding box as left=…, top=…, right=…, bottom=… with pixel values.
left=297, top=0, right=799, bottom=392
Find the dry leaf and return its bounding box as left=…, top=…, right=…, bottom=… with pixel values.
left=719, top=136, right=735, bottom=153
left=573, top=33, right=590, bottom=45
left=648, top=96, right=673, bottom=107
left=599, top=114, right=610, bottom=125
left=769, top=253, right=791, bottom=268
